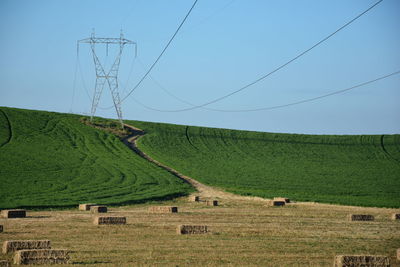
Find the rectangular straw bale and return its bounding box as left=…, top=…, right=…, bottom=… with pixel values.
left=270, top=200, right=285, bottom=206
left=397, top=248, right=400, bottom=260
left=78, top=203, right=97, bottom=211
left=392, top=213, right=400, bottom=220
left=93, top=216, right=126, bottom=225
left=148, top=206, right=178, bottom=213
left=349, top=214, right=374, bottom=221
left=177, top=225, right=208, bottom=235
left=90, top=205, right=107, bottom=213
left=190, top=195, right=200, bottom=202
left=0, top=225, right=3, bottom=233
left=3, top=240, right=51, bottom=254
left=0, top=260, right=10, bottom=267
left=206, top=200, right=218, bottom=206
left=273, top=197, right=290, bottom=203
left=13, top=249, right=70, bottom=265
left=334, top=255, right=390, bottom=267
left=1, top=209, right=26, bottom=218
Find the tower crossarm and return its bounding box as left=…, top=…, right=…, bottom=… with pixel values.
left=78, top=37, right=136, bottom=46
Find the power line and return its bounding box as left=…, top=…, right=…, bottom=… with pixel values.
left=136, top=0, right=384, bottom=112
left=132, top=70, right=400, bottom=113
left=120, top=0, right=234, bottom=102
left=120, top=54, right=137, bottom=97
left=136, top=57, right=197, bottom=107
left=134, top=0, right=236, bottom=107
left=181, top=0, right=236, bottom=34
left=135, top=0, right=236, bottom=107
left=76, top=51, right=93, bottom=102
left=210, top=70, right=400, bottom=112
left=120, top=0, right=199, bottom=103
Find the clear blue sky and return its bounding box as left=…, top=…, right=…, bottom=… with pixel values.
left=0, top=0, right=399, bottom=134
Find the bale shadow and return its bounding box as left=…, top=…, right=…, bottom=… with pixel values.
left=1, top=231, right=32, bottom=234
left=73, top=261, right=112, bottom=265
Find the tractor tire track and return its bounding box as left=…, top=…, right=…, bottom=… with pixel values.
left=380, top=134, right=399, bottom=163
left=185, top=126, right=198, bottom=150
left=0, top=109, right=12, bottom=148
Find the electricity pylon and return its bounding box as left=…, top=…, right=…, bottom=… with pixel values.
left=78, top=30, right=136, bottom=128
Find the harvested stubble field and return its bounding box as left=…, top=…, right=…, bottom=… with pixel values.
left=0, top=197, right=399, bottom=266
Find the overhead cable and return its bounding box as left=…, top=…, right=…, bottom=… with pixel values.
left=136, top=57, right=197, bottom=106
left=132, top=70, right=400, bottom=112
left=120, top=0, right=199, bottom=103
left=137, top=0, right=384, bottom=112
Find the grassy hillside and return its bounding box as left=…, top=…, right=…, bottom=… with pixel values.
left=0, top=107, right=193, bottom=209
left=1, top=106, right=398, bottom=209
left=130, top=120, right=400, bottom=208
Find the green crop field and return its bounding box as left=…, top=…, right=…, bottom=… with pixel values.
left=0, top=107, right=193, bottom=209
left=1, top=107, right=399, bottom=209
left=130, top=120, right=400, bottom=208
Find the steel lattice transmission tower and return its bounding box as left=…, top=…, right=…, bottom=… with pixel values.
left=78, top=30, right=136, bottom=128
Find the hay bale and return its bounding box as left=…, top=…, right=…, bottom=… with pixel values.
left=3, top=240, right=51, bottom=254
left=93, top=216, right=126, bottom=225
left=13, top=249, right=70, bottom=265
left=334, top=255, right=390, bottom=267
left=349, top=214, right=374, bottom=221
left=270, top=200, right=285, bottom=206
left=1, top=209, right=26, bottom=218
left=190, top=195, right=200, bottom=202
left=0, top=225, right=3, bottom=233
left=0, top=260, right=10, bottom=267
left=177, top=225, right=208, bottom=235
left=273, top=197, right=290, bottom=203
left=78, top=203, right=97, bottom=211
left=148, top=206, right=178, bottom=213
left=90, top=205, right=107, bottom=213
left=391, top=213, right=400, bottom=220
left=397, top=248, right=400, bottom=260
left=206, top=200, right=218, bottom=206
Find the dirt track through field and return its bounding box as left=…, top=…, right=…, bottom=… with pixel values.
left=123, top=124, right=270, bottom=203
